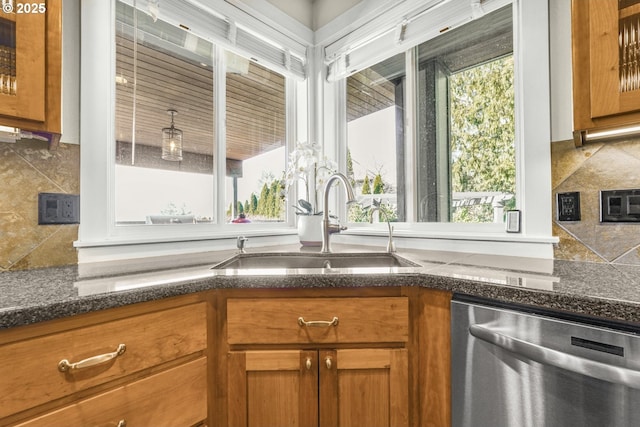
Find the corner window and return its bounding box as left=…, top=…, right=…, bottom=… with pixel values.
left=110, top=1, right=292, bottom=228
left=346, top=53, right=405, bottom=223
left=114, top=1, right=216, bottom=225
left=331, top=0, right=554, bottom=255
left=416, top=5, right=514, bottom=223
left=346, top=5, right=515, bottom=225
left=80, top=0, right=307, bottom=254
left=224, top=51, right=286, bottom=224
left=86, top=0, right=296, bottom=236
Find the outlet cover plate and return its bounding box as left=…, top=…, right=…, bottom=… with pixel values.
left=557, top=192, right=581, bottom=221
left=38, top=193, right=80, bottom=224
left=600, top=189, right=640, bottom=222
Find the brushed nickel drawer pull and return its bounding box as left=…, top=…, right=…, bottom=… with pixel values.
left=117, top=420, right=127, bottom=427
left=298, top=316, right=339, bottom=327
left=58, top=344, right=127, bottom=372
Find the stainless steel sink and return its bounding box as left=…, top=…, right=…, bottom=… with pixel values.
left=212, top=252, right=420, bottom=270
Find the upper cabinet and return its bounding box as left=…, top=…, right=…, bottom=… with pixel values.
left=0, top=1, right=61, bottom=139
left=573, top=0, right=640, bottom=144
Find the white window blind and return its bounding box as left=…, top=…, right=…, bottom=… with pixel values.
left=325, top=0, right=509, bottom=81
left=120, top=0, right=307, bottom=79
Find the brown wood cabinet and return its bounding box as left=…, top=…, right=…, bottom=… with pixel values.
left=572, top=0, right=640, bottom=144
left=0, top=294, right=209, bottom=427
left=227, top=346, right=409, bottom=427
left=226, top=296, right=410, bottom=426
left=14, top=358, right=207, bottom=427
left=0, top=284, right=453, bottom=427
left=0, top=0, right=61, bottom=138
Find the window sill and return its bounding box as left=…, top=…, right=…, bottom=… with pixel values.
left=75, top=222, right=558, bottom=267
left=75, top=229, right=299, bottom=267
left=337, top=226, right=558, bottom=259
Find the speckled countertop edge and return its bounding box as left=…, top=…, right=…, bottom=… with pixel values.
left=1, top=252, right=640, bottom=330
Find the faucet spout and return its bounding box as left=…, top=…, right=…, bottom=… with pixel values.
left=369, top=204, right=396, bottom=253
left=321, top=173, right=356, bottom=254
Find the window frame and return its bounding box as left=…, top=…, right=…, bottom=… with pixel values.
left=78, top=0, right=306, bottom=257
left=324, top=0, right=557, bottom=258
left=78, top=0, right=557, bottom=263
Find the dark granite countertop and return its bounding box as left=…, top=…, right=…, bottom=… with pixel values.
left=1, top=246, right=640, bottom=329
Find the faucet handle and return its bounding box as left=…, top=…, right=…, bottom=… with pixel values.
left=327, top=223, right=347, bottom=234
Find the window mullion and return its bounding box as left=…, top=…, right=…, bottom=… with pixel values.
left=404, top=48, right=417, bottom=223
left=214, top=45, right=227, bottom=228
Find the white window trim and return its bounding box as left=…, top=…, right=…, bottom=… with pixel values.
left=323, top=0, right=557, bottom=259
left=78, top=0, right=305, bottom=261
left=78, top=0, right=557, bottom=263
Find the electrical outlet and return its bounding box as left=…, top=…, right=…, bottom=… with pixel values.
left=62, top=198, right=75, bottom=218
left=557, top=192, right=581, bottom=221
left=38, top=193, right=80, bottom=224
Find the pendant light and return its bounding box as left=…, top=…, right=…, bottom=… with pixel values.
left=161, top=109, right=183, bottom=161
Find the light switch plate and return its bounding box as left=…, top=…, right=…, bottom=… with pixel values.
left=505, top=210, right=520, bottom=233
left=600, top=189, right=640, bottom=222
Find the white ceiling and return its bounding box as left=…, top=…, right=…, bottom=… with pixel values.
left=265, top=0, right=363, bottom=30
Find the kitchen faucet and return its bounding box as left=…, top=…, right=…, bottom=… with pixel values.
left=321, top=173, right=357, bottom=254
left=369, top=203, right=396, bottom=253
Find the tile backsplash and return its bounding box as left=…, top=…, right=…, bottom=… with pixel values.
left=552, top=138, right=640, bottom=264
left=2, top=137, right=639, bottom=271
left=0, top=141, right=79, bottom=271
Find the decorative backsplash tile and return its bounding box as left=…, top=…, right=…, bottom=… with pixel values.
left=0, top=141, right=79, bottom=271
left=552, top=139, right=640, bottom=264
left=2, top=137, right=639, bottom=270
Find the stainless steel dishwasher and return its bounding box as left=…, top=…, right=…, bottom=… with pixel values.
left=451, top=296, right=640, bottom=427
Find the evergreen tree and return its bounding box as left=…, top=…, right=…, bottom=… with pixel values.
left=346, top=148, right=355, bottom=186
left=373, top=174, right=384, bottom=194
left=250, top=193, right=258, bottom=214
left=257, top=183, right=270, bottom=216
left=244, top=200, right=250, bottom=214
left=450, top=55, right=515, bottom=222
left=362, top=174, right=371, bottom=194
left=237, top=201, right=244, bottom=214
left=269, top=180, right=282, bottom=218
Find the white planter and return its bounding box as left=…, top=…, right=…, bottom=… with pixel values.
left=297, top=215, right=323, bottom=246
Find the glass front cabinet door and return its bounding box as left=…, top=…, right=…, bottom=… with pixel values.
left=0, top=1, right=61, bottom=137
left=573, top=0, right=640, bottom=143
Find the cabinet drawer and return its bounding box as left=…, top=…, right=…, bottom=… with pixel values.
left=0, top=303, right=206, bottom=419
left=16, top=357, right=207, bottom=427
left=227, top=297, right=408, bottom=345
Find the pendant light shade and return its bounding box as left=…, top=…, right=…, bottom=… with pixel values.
left=162, top=109, right=183, bottom=161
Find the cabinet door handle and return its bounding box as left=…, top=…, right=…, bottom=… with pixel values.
left=325, top=356, right=332, bottom=370
left=58, top=343, right=126, bottom=372
left=305, top=357, right=312, bottom=370
left=116, top=420, right=127, bottom=427
left=298, top=316, right=339, bottom=327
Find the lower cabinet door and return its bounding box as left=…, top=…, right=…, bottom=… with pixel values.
left=16, top=358, right=207, bottom=427
left=228, top=350, right=319, bottom=427
left=320, top=348, right=409, bottom=427
left=228, top=348, right=408, bottom=427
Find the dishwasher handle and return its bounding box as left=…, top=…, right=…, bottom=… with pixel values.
left=469, top=324, right=640, bottom=390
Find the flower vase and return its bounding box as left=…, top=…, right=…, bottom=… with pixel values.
left=297, top=215, right=323, bottom=246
